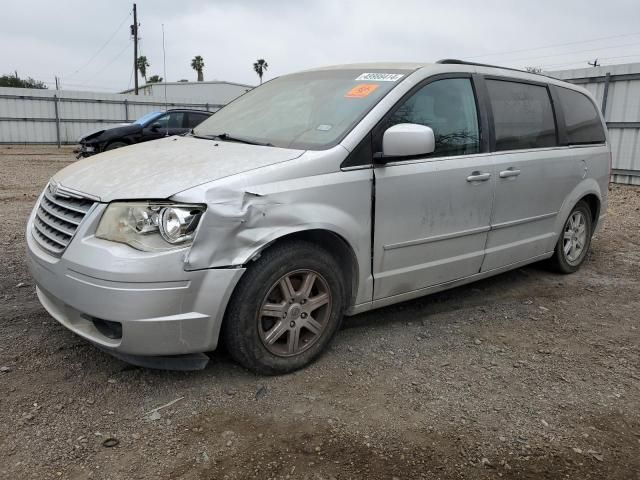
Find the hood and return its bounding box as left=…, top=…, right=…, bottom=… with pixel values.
left=54, top=135, right=305, bottom=201
left=78, top=123, right=132, bottom=143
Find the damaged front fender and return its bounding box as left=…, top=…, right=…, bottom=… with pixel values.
left=183, top=183, right=365, bottom=268
left=178, top=168, right=374, bottom=306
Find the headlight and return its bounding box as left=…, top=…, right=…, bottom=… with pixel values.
left=95, top=202, right=205, bottom=252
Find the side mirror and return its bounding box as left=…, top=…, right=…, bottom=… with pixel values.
left=378, top=123, right=435, bottom=161
left=150, top=123, right=161, bottom=132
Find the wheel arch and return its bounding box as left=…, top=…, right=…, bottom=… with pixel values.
left=244, top=228, right=360, bottom=310
left=554, top=179, right=603, bottom=240
left=580, top=193, right=600, bottom=229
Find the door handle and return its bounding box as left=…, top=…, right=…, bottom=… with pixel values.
left=466, top=171, right=491, bottom=182
left=499, top=168, right=521, bottom=178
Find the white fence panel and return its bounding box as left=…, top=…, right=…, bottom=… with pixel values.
left=0, top=87, right=219, bottom=145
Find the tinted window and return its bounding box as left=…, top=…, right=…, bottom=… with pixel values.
left=486, top=80, right=557, bottom=151
left=186, top=112, right=210, bottom=129
left=556, top=87, right=606, bottom=145
left=134, top=111, right=162, bottom=126
left=384, top=78, right=480, bottom=157
left=155, top=112, right=185, bottom=129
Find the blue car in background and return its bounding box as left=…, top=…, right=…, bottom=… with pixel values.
left=75, top=109, right=212, bottom=158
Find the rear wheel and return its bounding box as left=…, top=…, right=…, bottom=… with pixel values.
left=104, top=141, right=128, bottom=151
left=223, top=241, right=346, bottom=375
left=549, top=201, right=593, bottom=274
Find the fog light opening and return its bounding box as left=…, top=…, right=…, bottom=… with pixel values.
left=91, top=318, right=123, bottom=340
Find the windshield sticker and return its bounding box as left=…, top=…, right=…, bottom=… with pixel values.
left=355, top=73, right=404, bottom=82
left=345, top=84, right=379, bottom=98
left=316, top=124, right=332, bottom=131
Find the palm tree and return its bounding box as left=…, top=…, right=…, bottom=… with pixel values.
left=147, top=75, right=163, bottom=84
left=253, top=59, right=269, bottom=84
left=191, top=56, right=205, bottom=82
left=137, top=56, right=150, bottom=82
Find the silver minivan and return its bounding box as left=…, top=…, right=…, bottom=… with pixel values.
left=26, top=60, right=610, bottom=373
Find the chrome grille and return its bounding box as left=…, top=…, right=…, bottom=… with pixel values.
left=32, top=182, right=95, bottom=256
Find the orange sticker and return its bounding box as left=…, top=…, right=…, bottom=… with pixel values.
left=345, top=84, right=379, bottom=98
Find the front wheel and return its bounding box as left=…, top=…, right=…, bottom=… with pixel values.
left=104, top=141, right=128, bottom=151
left=549, top=201, right=593, bottom=274
left=222, top=241, right=346, bottom=375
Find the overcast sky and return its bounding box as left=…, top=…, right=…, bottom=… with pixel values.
left=2, top=0, right=640, bottom=92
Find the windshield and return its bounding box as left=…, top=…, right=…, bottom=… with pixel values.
left=193, top=69, right=411, bottom=150
left=133, top=111, right=162, bottom=126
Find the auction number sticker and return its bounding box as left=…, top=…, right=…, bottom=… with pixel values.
left=355, top=73, right=404, bottom=82
left=345, top=84, right=379, bottom=98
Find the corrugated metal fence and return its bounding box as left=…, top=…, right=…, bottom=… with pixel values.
left=0, top=87, right=219, bottom=146
left=3, top=66, right=640, bottom=185
left=549, top=63, right=640, bottom=186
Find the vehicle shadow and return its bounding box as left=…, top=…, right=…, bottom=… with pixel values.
left=342, top=261, right=558, bottom=330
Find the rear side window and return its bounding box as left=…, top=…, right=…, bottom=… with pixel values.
left=486, top=80, right=557, bottom=151
left=556, top=87, right=606, bottom=145
left=186, top=113, right=210, bottom=129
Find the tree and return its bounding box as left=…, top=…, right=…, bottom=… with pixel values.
left=0, top=72, right=47, bottom=89
left=137, top=56, right=150, bottom=81
left=147, top=75, right=163, bottom=83
left=191, top=56, right=205, bottom=82
left=253, top=59, right=268, bottom=85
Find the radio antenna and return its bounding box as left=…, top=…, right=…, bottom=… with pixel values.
left=162, top=23, right=169, bottom=136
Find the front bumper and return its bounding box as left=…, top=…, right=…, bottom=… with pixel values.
left=74, top=143, right=97, bottom=158
left=26, top=203, right=245, bottom=356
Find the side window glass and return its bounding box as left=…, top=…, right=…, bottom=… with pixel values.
left=168, top=112, right=185, bottom=128
left=383, top=78, right=480, bottom=157
left=186, top=113, right=208, bottom=129
left=486, top=80, right=557, bottom=151
left=153, top=114, right=169, bottom=128
left=556, top=87, right=606, bottom=145
left=155, top=113, right=185, bottom=129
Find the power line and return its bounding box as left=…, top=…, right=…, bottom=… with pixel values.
left=540, top=52, right=640, bottom=70
left=464, top=31, right=640, bottom=60
left=76, top=40, right=131, bottom=87
left=64, top=10, right=132, bottom=78
left=497, top=40, right=640, bottom=64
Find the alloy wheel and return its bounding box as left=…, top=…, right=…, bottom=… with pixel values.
left=257, top=269, right=332, bottom=357
left=563, top=211, right=587, bottom=265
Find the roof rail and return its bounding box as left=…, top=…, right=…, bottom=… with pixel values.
left=436, top=59, right=541, bottom=76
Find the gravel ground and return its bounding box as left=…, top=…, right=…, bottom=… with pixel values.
left=0, top=145, right=639, bottom=480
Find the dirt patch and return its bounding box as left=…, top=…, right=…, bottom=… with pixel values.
left=0, top=146, right=638, bottom=479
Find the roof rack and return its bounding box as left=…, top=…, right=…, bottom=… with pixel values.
left=436, top=59, right=542, bottom=76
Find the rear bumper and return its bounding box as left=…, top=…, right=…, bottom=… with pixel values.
left=26, top=204, right=245, bottom=356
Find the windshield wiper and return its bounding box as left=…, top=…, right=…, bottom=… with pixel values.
left=209, top=132, right=273, bottom=147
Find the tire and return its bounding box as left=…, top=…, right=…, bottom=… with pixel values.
left=548, top=201, right=593, bottom=274
left=104, top=141, right=128, bottom=151
left=222, top=240, right=347, bottom=375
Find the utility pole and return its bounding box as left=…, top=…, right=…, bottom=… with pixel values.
left=55, top=76, right=59, bottom=90
left=132, top=3, right=139, bottom=95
